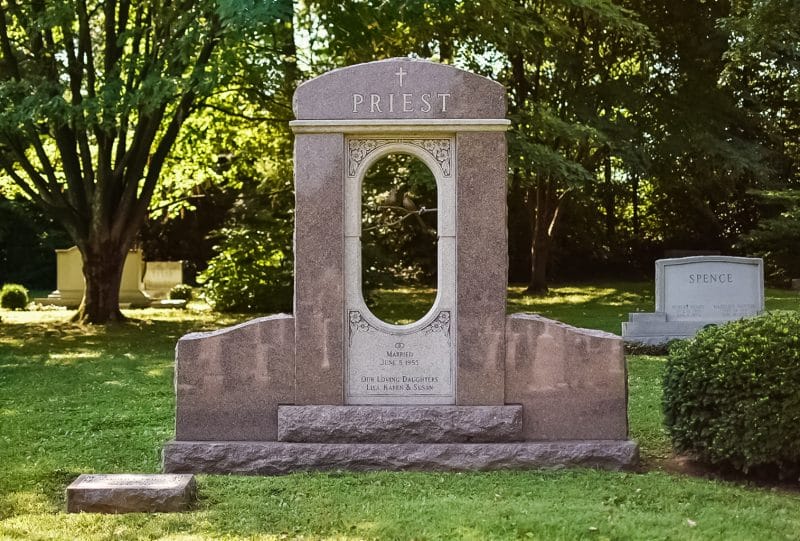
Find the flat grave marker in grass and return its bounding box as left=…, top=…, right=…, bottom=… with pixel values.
left=66, top=474, right=196, bottom=514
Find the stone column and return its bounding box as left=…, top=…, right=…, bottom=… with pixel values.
left=456, top=131, right=508, bottom=405
left=293, top=133, right=346, bottom=405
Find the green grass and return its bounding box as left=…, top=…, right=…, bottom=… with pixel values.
left=370, top=282, right=798, bottom=333
left=2, top=285, right=800, bottom=540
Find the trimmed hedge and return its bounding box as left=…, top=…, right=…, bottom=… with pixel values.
left=663, top=311, right=800, bottom=477
left=0, top=283, right=29, bottom=310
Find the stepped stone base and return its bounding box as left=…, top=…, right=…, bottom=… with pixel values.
left=162, top=440, right=638, bottom=474
left=622, top=312, right=717, bottom=345
left=277, top=405, right=523, bottom=443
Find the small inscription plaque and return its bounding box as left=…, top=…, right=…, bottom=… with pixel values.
left=347, top=311, right=454, bottom=404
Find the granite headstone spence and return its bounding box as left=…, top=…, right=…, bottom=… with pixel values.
left=162, top=59, right=637, bottom=474
left=622, top=256, right=764, bottom=345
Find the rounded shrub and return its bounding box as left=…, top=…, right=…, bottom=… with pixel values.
left=0, top=283, right=29, bottom=310
left=168, top=284, right=194, bottom=301
left=663, top=311, right=800, bottom=477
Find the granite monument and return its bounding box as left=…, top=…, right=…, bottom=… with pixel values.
left=622, top=256, right=765, bottom=345
left=162, top=58, right=637, bottom=473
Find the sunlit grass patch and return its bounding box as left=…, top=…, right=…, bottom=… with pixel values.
left=2, top=283, right=800, bottom=539
left=365, top=286, right=437, bottom=325
left=46, top=351, right=104, bottom=364
left=506, top=281, right=654, bottom=333
left=764, top=287, right=800, bottom=311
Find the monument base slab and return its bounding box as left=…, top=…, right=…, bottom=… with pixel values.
left=277, top=405, right=523, bottom=443
left=622, top=312, right=720, bottom=345
left=66, top=474, right=196, bottom=514
left=162, top=440, right=639, bottom=474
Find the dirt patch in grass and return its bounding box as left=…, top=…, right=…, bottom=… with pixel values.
left=652, top=455, right=800, bottom=494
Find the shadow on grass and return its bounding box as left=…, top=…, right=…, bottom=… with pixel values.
left=0, top=310, right=252, bottom=357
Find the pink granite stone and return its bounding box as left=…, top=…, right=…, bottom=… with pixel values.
left=293, top=133, right=346, bottom=405
left=66, top=474, right=196, bottom=514
left=163, top=440, right=638, bottom=474
left=175, top=315, right=294, bottom=441
left=293, top=58, right=506, bottom=120
left=456, top=131, right=508, bottom=405
left=505, top=314, right=628, bottom=440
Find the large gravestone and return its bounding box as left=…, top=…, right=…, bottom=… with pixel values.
left=622, top=256, right=764, bottom=345
left=35, top=247, right=152, bottom=308
left=163, top=59, right=637, bottom=473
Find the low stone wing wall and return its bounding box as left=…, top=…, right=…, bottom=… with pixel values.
left=505, top=314, right=628, bottom=440
left=175, top=314, right=294, bottom=441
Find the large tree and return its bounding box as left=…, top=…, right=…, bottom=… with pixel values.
left=459, top=0, right=652, bottom=293
left=0, top=0, right=284, bottom=323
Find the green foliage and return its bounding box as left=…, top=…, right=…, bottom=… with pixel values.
left=362, top=153, right=438, bottom=291
left=0, top=196, right=70, bottom=289
left=199, top=228, right=292, bottom=313
left=0, top=283, right=29, bottom=310
left=663, top=311, right=800, bottom=476
left=168, top=284, right=194, bottom=302
left=195, top=114, right=295, bottom=314
left=0, top=0, right=286, bottom=323
left=737, top=190, right=800, bottom=284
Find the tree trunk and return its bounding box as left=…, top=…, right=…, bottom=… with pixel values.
left=72, top=241, right=128, bottom=324
left=525, top=177, right=568, bottom=295
left=631, top=171, right=640, bottom=237
left=603, top=153, right=616, bottom=239
left=528, top=222, right=551, bottom=294
left=526, top=180, right=552, bottom=295
left=508, top=169, right=532, bottom=283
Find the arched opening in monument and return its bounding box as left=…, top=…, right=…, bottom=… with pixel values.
left=361, top=153, right=438, bottom=325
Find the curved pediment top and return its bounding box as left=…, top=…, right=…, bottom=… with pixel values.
left=293, top=58, right=507, bottom=121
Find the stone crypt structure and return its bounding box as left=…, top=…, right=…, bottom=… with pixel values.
left=162, top=59, right=638, bottom=473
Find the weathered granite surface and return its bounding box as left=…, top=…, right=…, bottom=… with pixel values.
left=162, top=441, right=638, bottom=474
left=294, top=133, right=346, bottom=405
left=623, top=256, right=765, bottom=345
left=277, top=405, right=523, bottom=443
left=293, top=58, right=507, bottom=120
left=505, top=314, right=628, bottom=440
left=175, top=314, right=294, bottom=441
left=622, top=312, right=715, bottom=345
left=456, top=131, right=508, bottom=405
left=66, top=474, right=196, bottom=514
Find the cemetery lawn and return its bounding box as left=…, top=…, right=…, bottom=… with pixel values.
left=2, top=285, right=799, bottom=540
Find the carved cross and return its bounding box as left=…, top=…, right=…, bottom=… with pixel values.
left=395, top=67, right=407, bottom=87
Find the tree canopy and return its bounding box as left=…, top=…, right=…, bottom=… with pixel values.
left=0, top=0, right=286, bottom=322
left=2, top=0, right=799, bottom=317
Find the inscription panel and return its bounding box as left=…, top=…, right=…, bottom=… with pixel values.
left=344, top=132, right=457, bottom=405
left=657, top=257, right=764, bottom=322
left=347, top=311, right=454, bottom=403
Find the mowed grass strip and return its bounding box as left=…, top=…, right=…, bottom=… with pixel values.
left=1, top=285, right=799, bottom=540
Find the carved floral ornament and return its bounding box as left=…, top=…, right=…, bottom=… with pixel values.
left=347, top=138, right=452, bottom=177
left=348, top=310, right=451, bottom=345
